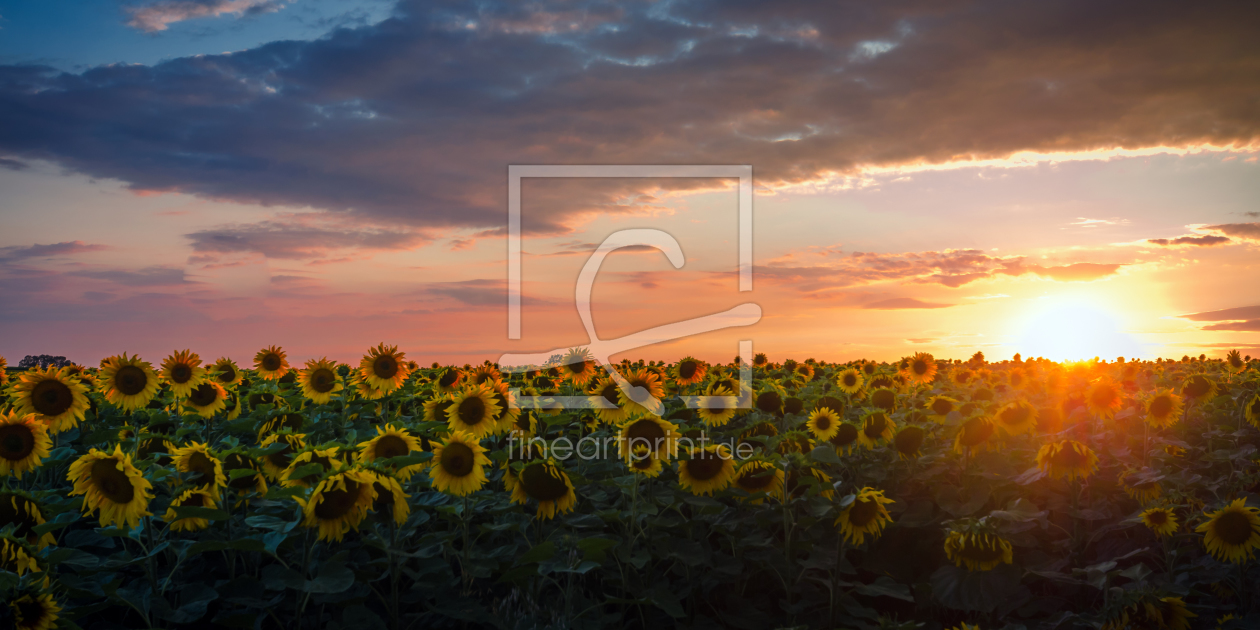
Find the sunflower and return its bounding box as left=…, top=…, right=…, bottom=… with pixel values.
left=829, top=423, right=860, bottom=455
left=617, top=368, right=666, bottom=417
left=209, top=357, right=243, bottom=387
left=356, top=424, right=427, bottom=480
left=1141, top=507, right=1178, bottom=537
left=868, top=388, right=896, bottom=412
left=835, top=368, right=864, bottom=395
left=1181, top=374, right=1217, bottom=401
left=1084, top=378, right=1124, bottom=420
left=434, top=367, right=464, bottom=394
left=422, top=394, right=455, bottom=424
left=257, top=413, right=304, bottom=439
left=903, top=352, right=937, bottom=385
left=626, top=444, right=664, bottom=477
left=10, top=366, right=90, bottom=433
left=945, top=531, right=1013, bottom=571
left=97, top=355, right=161, bottom=413
left=804, top=407, right=842, bottom=441
left=162, top=487, right=220, bottom=532
left=510, top=459, right=577, bottom=520
left=678, top=445, right=736, bottom=496
left=370, top=471, right=411, bottom=526
left=858, top=411, right=896, bottom=449
left=951, top=368, right=974, bottom=386
left=1145, top=389, right=1184, bottom=429
left=1225, top=349, right=1245, bottom=373
left=430, top=431, right=490, bottom=496
left=560, top=347, right=598, bottom=386
left=446, top=383, right=502, bottom=438
left=618, top=414, right=680, bottom=461
left=294, top=468, right=377, bottom=542
left=160, top=349, right=206, bottom=398
left=753, top=353, right=768, bottom=367
left=258, top=432, right=307, bottom=481
left=755, top=388, right=783, bottom=415
left=1036, top=439, right=1099, bottom=481
left=894, top=426, right=926, bottom=460
left=994, top=399, right=1038, bottom=436
left=732, top=460, right=785, bottom=503
left=953, top=416, right=996, bottom=456
left=1197, top=498, right=1260, bottom=564
left=0, top=356, right=6, bottom=386
left=1103, top=595, right=1197, bottom=630
left=137, top=436, right=176, bottom=464
left=0, top=492, right=56, bottom=549
left=488, top=380, right=522, bottom=433
left=835, top=487, right=895, bottom=545
left=1120, top=468, right=1163, bottom=504
left=9, top=591, right=61, bottom=630
left=253, top=345, right=290, bottom=381
left=669, top=355, right=708, bottom=388
left=170, top=442, right=228, bottom=491
left=0, top=412, right=51, bottom=479
left=185, top=381, right=228, bottom=418
left=222, top=450, right=268, bottom=498
left=67, top=444, right=154, bottom=529
left=351, top=372, right=386, bottom=401
left=359, top=343, right=411, bottom=394
left=786, top=465, right=833, bottom=499
left=926, top=396, right=958, bottom=423
left=1246, top=394, right=1260, bottom=429
left=280, top=446, right=345, bottom=489
left=1007, top=368, right=1027, bottom=390
left=777, top=430, right=814, bottom=455
left=294, top=357, right=343, bottom=404
left=690, top=387, right=734, bottom=428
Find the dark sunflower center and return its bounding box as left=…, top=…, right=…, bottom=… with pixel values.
left=116, top=365, right=148, bottom=396
left=932, top=399, right=953, bottom=415
left=374, top=435, right=410, bottom=459
left=871, top=389, right=895, bottom=410
left=864, top=414, right=888, bottom=438
left=960, top=539, right=1005, bottom=562
left=520, top=463, right=569, bottom=501
left=440, top=442, right=475, bottom=477
left=187, top=452, right=217, bottom=485
left=678, top=361, right=697, bottom=379
left=262, top=353, right=282, bottom=371
left=848, top=499, right=880, bottom=527
left=1090, top=387, right=1116, bottom=407
left=567, top=359, right=589, bottom=375
left=373, top=356, right=398, bottom=379
left=458, top=396, right=487, bottom=425
left=14, top=598, right=47, bottom=624
left=217, top=364, right=237, bottom=383
left=1146, top=511, right=1168, bottom=525
left=1214, top=511, right=1255, bottom=545
left=439, top=370, right=460, bottom=387
left=959, top=418, right=993, bottom=446
left=31, top=380, right=72, bottom=416
left=843, top=374, right=858, bottom=387
left=814, top=414, right=832, bottom=430
left=225, top=454, right=259, bottom=489
left=311, top=368, right=336, bottom=393
left=0, top=426, right=34, bottom=461
left=831, top=424, right=859, bottom=447
left=1184, top=376, right=1212, bottom=398
left=178, top=493, right=207, bottom=508
left=1050, top=446, right=1089, bottom=469
left=1149, top=396, right=1173, bottom=417
left=171, top=364, right=193, bottom=383
left=626, top=419, right=665, bottom=442
left=999, top=405, right=1031, bottom=426
left=895, top=427, right=924, bottom=454
left=189, top=384, right=218, bottom=407
left=912, top=360, right=929, bottom=375
left=266, top=442, right=294, bottom=469
left=756, top=391, right=781, bottom=413
left=90, top=458, right=136, bottom=504
left=703, top=396, right=729, bottom=414
left=314, top=480, right=361, bottom=519
left=738, top=465, right=776, bottom=490
left=372, top=481, right=395, bottom=513
left=686, top=454, right=724, bottom=481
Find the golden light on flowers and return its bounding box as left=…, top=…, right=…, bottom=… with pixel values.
left=618, top=414, right=680, bottom=461
left=671, top=355, right=708, bottom=387
left=1036, top=439, right=1099, bottom=481
left=1181, top=374, right=1217, bottom=401
left=295, top=468, right=377, bottom=542
left=446, top=383, right=502, bottom=438
left=806, top=407, right=841, bottom=441
left=510, top=460, right=577, bottom=520
left=1140, top=507, right=1178, bottom=537
left=356, top=424, right=426, bottom=481
left=1144, top=389, right=1184, bottom=429
left=903, top=352, right=937, bottom=385
left=160, top=349, right=206, bottom=398
left=171, top=442, right=228, bottom=491
left=359, top=343, right=411, bottom=393
left=677, top=445, right=736, bottom=496
left=1225, top=349, right=1245, bottom=372
left=858, top=411, right=896, bottom=449
left=298, top=357, right=343, bottom=404
left=1084, top=378, right=1123, bottom=419
left=561, top=347, right=598, bottom=386
left=11, top=366, right=89, bottom=433
left=429, top=431, right=490, bottom=496
left=163, top=488, right=220, bottom=532
left=185, top=381, right=228, bottom=418
left=253, top=345, right=290, bottom=380
left=434, top=367, right=464, bottom=394
left=67, top=444, right=154, bottom=529
left=994, top=399, right=1038, bottom=436
left=926, top=396, right=957, bottom=423
left=732, top=460, right=784, bottom=503
left=953, top=416, right=996, bottom=455
left=696, top=386, right=737, bottom=427
left=952, top=368, right=975, bottom=386
left=0, top=493, right=56, bottom=549
left=944, top=531, right=1014, bottom=571
left=9, top=592, right=61, bottom=630
left=835, top=487, right=895, bottom=545
left=209, top=356, right=242, bottom=386
left=0, top=412, right=51, bottom=479
left=1196, top=498, right=1260, bottom=564
left=835, top=368, right=863, bottom=394
left=617, top=368, right=666, bottom=417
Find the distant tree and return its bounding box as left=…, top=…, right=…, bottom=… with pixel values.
left=17, top=355, right=72, bottom=369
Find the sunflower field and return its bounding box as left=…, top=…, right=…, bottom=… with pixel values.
left=0, top=346, right=1259, bottom=630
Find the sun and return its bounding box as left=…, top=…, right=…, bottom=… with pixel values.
left=1014, top=296, right=1145, bottom=362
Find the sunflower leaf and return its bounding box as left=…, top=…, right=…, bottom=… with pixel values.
left=382, top=452, right=432, bottom=468
left=517, top=541, right=555, bottom=565
left=808, top=445, right=842, bottom=465
left=576, top=536, right=618, bottom=563
left=171, top=506, right=230, bottom=522
left=228, top=467, right=261, bottom=480
left=287, top=463, right=326, bottom=480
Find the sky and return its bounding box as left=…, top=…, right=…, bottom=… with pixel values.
left=1, top=0, right=1258, bottom=367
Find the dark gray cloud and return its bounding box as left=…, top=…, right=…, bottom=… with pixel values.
left=0, top=0, right=1255, bottom=242
left=68, top=266, right=189, bottom=286
left=1147, top=235, right=1231, bottom=247
left=1180, top=305, right=1260, bottom=322
left=1202, top=320, right=1260, bottom=332
left=0, top=241, right=108, bottom=261
left=1205, top=223, right=1260, bottom=241
left=185, top=221, right=432, bottom=260
left=0, top=157, right=28, bottom=171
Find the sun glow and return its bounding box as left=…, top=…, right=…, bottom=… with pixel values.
left=1014, top=297, right=1146, bottom=362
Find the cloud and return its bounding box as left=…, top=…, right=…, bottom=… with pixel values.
left=0, top=157, right=28, bottom=171
left=67, top=266, right=190, bottom=286
left=1, top=0, right=1258, bottom=240
left=862, top=298, right=954, bottom=310
left=1202, top=320, right=1260, bottom=332
left=1003, top=262, right=1123, bottom=282
left=0, top=241, right=108, bottom=262
left=1203, top=223, right=1260, bottom=241
left=185, top=221, right=433, bottom=260
left=124, top=0, right=288, bottom=33
left=1146, top=234, right=1231, bottom=247
left=1179, top=305, right=1260, bottom=321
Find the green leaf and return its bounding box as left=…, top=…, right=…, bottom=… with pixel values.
left=305, top=554, right=355, bottom=593
left=170, top=506, right=230, bottom=522
left=286, top=463, right=325, bottom=480
left=228, top=467, right=261, bottom=480
left=808, top=445, right=842, bottom=465
left=382, top=452, right=432, bottom=468
left=517, top=541, right=556, bottom=565
left=850, top=576, right=914, bottom=602
left=577, top=537, right=618, bottom=564
left=244, top=515, right=296, bottom=531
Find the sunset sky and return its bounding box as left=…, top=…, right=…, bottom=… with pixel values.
left=1, top=0, right=1258, bottom=367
